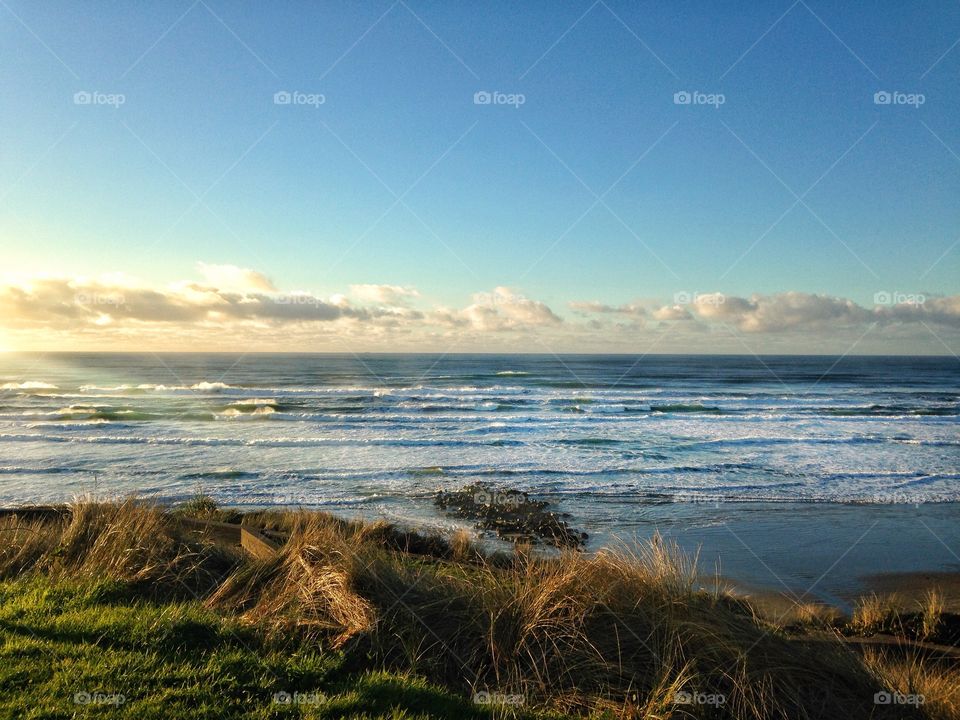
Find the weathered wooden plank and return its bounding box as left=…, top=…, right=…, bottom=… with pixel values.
left=175, top=516, right=242, bottom=544
left=0, top=508, right=283, bottom=560
left=0, top=506, right=68, bottom=521
left=240, top=526, right=281, bottom=560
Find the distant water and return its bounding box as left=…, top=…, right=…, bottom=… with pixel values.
left=1, top=353, right=957, bottom=510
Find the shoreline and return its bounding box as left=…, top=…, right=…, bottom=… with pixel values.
left=5, top=498, right=960, bottom=614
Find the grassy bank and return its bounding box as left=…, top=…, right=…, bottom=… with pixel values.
left=0, top=575, right=525, bottom=719
left=1, top=498, right=958, bottom=719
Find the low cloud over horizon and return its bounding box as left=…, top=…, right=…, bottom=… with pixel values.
left=0, top=264, right=957, bottom=354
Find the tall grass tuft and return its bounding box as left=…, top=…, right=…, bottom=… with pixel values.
left=0, top=497, right=239, bottom=597
left=851, top=593, right=903, bottom=636
left=209, top=520, right=895, bottom=718
left=921, top=589, right=945, bottom=642
left=863, top=649, right=960, bottom=720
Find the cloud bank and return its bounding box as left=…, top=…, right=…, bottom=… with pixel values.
left=0, top=266, right=957, bottom=353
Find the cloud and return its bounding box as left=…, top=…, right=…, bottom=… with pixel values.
left=684, top=292, right=869, bottom=332
left=0, top=275, right=366, bottom=327
left=875, top=295, right=960, bottom=328
left=452, top=287, right=563, bottom=331
left=569, top=301, right=645, bottom=316
left=572, top=292, right=960, bottom=333
left=651, top=305, right=691, bottom=321
left=196, top=263, right=275, bottom=292
left=0, top=275, right=557, bottom=337
left=349, top=284, right=420, bottom=305
left=1, top=267, right=957, bottom=353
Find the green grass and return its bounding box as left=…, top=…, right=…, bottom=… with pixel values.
left=0, top=575, right=555, bottom=719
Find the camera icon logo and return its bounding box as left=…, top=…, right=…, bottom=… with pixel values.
left=873, top=91, right=892, bottom=105
left=272, top=691, right=292, bottom=704
left=474, top=91, right=492, bottom=105
left=673, top=91, right=692, bottom=105
left=73, top=91, right=92, bottom=105
left=873, top=291, right=891, bottom=306
left=273, top=91, right=292, bottom=105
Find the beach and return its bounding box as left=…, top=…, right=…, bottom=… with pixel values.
left=1, top=352, right=958, bottom=718
left=1, top=352, right=958, bottom=603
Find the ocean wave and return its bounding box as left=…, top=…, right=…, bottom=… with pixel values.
left=182, top=469, right=260, bottom=480
left=78, top=381, right=240, bottom=394
left=650, top=404, right=723, bottom=414
left=216, top=406, right=276, bottom=419
left=1, top=381, right=58, bottom=390
left=0, top=432, right=525, bottom=448
left=0, top=465, right=72, bottom=474
left=823, top=404, right=959, bottom=416
left=678, top=435, right=894, bottom=449
left=44, top=405, right=164, bottom=422
left=227, top=398, right=278, bottom=407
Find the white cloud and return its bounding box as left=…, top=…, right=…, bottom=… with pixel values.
left=454, top=287, right=562, bottom=331
left=574, top=292, right=960, bottom=333
left=349, top=284, right=420, bottom=305
left=1, top=267, right=958, bottom=353
left=876, top=295, right=960, bottom=328
left=687, top=292, right=868, bottom=332
left=196, top=263, right=275, bottom=292
left=651, top=305, right=691, bottom=321
left=0, top=276, right=365, bottom=326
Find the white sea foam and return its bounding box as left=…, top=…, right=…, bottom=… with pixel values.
left=1, top=381, right=58, bottom=390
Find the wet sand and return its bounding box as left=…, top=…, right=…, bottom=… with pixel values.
left=569, top=499, right=960, bottom=609
left=857, top=571, right=960, bottom=611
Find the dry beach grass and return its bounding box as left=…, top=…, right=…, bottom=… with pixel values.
left=1, top=498, right=958, bottom=719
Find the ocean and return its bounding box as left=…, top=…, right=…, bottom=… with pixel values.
left=2, top=353, right=958, bottom=601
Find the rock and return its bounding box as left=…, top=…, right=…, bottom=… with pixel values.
left=433, top=482, right=586, bottom=549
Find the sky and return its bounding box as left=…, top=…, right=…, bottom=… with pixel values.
left=0, top=0, right=958, bottom=353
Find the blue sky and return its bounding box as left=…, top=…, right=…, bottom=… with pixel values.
left=1, top=1, right=959, bottom=352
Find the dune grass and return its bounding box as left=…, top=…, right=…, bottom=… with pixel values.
left=1, top=498, right=958, bottom=719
